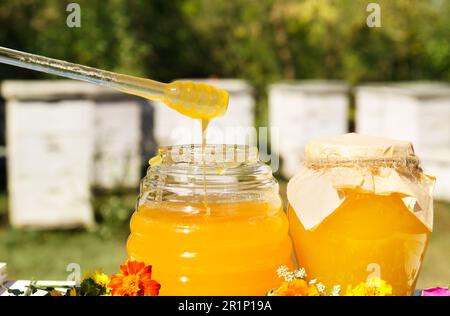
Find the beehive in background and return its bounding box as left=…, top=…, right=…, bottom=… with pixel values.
left=269, top=80, right=349, bottom=178
left=355, top=82, right=450, bottom=201
left=2, top=80, right=143, bottom=228
left=3, top=81, right=95, bottom=228
left=153, top=79, right=255, bottom=146
left=93, top=98, right=142, bottom=189
left=356, top=82, right=450, bottom=152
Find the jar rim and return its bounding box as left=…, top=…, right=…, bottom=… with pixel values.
left=155, top=144, right=259, bottom=166
left=141, top=144, right=278, bottom=204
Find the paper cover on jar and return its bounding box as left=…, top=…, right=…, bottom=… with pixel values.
left=287, top=133, right=435, bottom=231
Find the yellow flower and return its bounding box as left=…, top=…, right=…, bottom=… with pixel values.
left=68, top=288, right=77, bottom=296
left=50, top=290, right=62, bottom=296
left=346, top=277, right=392, bottom=296
left=93, top=272, right=110, bottom=288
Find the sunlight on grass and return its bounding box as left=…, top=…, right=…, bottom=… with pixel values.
left=0, top=229, right=127, bottom=280
left=417, top=201, right=450, bottom=289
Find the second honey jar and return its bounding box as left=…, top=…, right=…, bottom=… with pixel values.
left=287, top=133, right=435, bottom=296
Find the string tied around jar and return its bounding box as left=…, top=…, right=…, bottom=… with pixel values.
left=303, top=133, right=424, bottom=176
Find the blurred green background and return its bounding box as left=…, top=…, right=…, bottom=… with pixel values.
left=0, top=0, right=449, bottom=289
left=1, top=0, right=450, bottom=125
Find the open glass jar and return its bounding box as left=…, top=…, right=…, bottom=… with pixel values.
left=287, top=134, right=435, bottom=296
left=127, top=144, right=293, bottom=295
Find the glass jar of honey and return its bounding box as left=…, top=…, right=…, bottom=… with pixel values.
left=287, top=133, right=435, bottom=296
left=127, top=144, right=293, bottom=295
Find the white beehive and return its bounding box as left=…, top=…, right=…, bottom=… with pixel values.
left=356, top=82, right=450, bottom=153
left=356, top=82, right=450, bottom=201
left=269, top=80, right=349, bottom=178
left=3, top=81, right=95, bottom=228
left=2, top=80, right=143, bottom=228
left=93, top=99, right=142, bottom=189
left=153, top=79, right=255, bottom=146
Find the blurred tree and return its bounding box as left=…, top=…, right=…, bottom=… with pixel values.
left=0, top=0, right=212, bottom=79
left=0, top=0, right=449, bottom=123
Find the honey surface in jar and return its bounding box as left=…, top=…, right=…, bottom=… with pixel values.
left=288, top=189, right=430, bottom=296
left=128, top=200, right=293, bottom=295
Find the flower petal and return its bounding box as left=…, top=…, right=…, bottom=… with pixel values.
left=127, top=260, right=145, bottom=275
left=141, top=265, right=153, bottom=277
left=421, top=287, right=450, bottom=296
left=120, top=262, right=129, bottom=275
left=108, top=275, right=124, bottom=289
left=142, top=280, right=161, bottom=296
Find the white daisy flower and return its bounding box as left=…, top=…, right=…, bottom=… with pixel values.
left=331, top=285, right=341, bottom=296
left=294, top=267, right=307, bottom=279
left=316, top=282, right=326, bottom=294
left=276, top=265, right=289, bottom=279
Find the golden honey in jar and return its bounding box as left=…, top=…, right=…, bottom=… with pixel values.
left=287, top=133, right=435, bottom=296
left=127, top=144, right=293, bottom=295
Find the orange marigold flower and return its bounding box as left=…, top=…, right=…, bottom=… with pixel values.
left=108, top=260, right=161, bottom=296
left=274, top=279, right=320, bottom=296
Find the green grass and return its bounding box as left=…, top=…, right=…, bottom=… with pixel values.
left=0, top=229, right=127, bottom=280
left=417, top=201, right=450, bottom=289
left=0, top=193, right=449, bottom=288
left=0, top=191, right=133, bottom=280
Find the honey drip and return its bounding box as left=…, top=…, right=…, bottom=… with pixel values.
left=201, top=119, right=210, bottom=215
